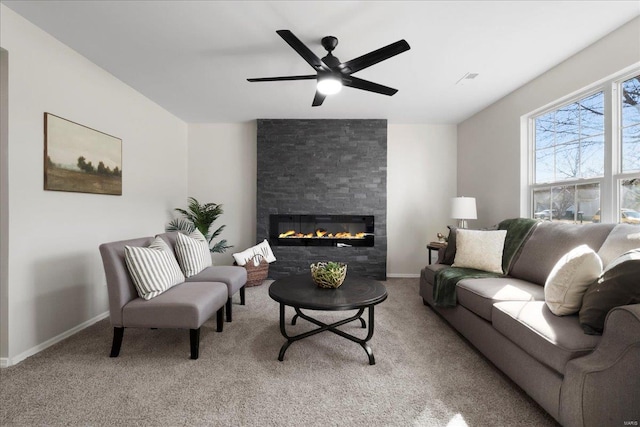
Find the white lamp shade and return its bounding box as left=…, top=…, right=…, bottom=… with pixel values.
left=451, top=197, right=477, bottom=220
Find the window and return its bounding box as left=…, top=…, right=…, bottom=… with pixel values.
left=621, top=77, right=640, bottom=173
left=528, top=71, right=640, bottom=224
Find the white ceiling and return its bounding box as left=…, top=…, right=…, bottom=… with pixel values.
left=3, top=1, right=639, bottom=124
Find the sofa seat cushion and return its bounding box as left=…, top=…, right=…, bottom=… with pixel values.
left=456, top=277, right=545, bottom=321
left=185, top=265, right=247, bottom=295
left=492, top=301, right=601, bottom=375
left=123, top=281, right=228, bottom=329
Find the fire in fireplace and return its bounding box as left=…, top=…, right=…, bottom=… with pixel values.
left=270, top=214, right=374, bottom=247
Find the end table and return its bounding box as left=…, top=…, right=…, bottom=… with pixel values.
left=426, top=242, right=447, bottom=265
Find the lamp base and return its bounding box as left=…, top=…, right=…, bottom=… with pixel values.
left=457, top=219, right=468, bottom=229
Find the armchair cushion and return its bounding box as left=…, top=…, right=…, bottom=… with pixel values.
left=175, top=229, right=212, bottom=277
left=122, top=281, right=227, bottom=329
left=124, top=237, right=185, bottom=300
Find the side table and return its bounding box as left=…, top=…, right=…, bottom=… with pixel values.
left=426, top=242, right=447, bottom=265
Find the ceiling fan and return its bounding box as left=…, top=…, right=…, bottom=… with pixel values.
left=247, top=30, right=411, bottom=107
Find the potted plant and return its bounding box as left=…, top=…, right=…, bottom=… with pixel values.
left=167, top=197, right=232, bottom=253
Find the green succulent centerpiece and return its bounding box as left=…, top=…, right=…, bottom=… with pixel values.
left=167, top=197, right=232, bottom=253
left=310, top=261, right=347, bottom=288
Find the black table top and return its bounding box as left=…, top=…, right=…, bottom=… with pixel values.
left=268, top=273, right=387, bottom=311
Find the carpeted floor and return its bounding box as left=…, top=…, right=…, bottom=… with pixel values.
left=0, top=278, right=558, bottom=426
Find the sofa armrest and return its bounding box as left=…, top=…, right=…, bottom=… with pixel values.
left=560, top=304, right=640, bottom=427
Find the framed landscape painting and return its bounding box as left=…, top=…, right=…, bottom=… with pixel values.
left=44, top=113, right=122, bottom=195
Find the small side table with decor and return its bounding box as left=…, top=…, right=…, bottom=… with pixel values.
left=426, top=242, right=447, bottom=265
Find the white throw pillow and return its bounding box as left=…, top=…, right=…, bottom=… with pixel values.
left=174, top=229, right=212, bottom=277
left=545, top=245, right=603, bottom=316
left=232, top=239, right=276, bottom=266
left=124, top=237, right=185, bottom=300
left=452, top=229, right=507, bottom=274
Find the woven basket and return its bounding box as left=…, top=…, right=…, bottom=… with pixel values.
left=310, top=262, right=347, bottom=288
left=244, top=254, right=269, bottom=287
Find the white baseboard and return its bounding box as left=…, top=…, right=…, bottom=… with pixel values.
left=3, top=311, right=109, bottom=368
left=386, top=273, right=420, bottom=278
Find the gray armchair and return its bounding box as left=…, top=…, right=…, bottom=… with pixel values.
left=99, top=237, right=228, bottom=359
left=157, top=232, right=247, bottom=322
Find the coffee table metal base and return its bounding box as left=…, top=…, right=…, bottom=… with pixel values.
left=278, top=303, right=377, bottom=365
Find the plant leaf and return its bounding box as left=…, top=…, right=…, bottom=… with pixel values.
left=210, top=239, right=232, bottom=254
left=174, top=197, right=231, bottom=252
left=209, top=224, right=226, bottom=241
left=166, top=218, right=195, bottom=233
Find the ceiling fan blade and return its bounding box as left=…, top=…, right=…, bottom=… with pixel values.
left=276, top=30, right=330, bottom=73
left=343, top=76, right=398, bottom=96
left=339, top=40, right=410, bottom=75
left=312, top=91, right=326, bottom=107
left=247, top=75, right=317, bottom=82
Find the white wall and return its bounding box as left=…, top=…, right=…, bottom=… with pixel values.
left=387, top=124, right=457, bottom=276
left=0, top=5, right=188, bottom=365
left=458, top=17, right=640, bottom=228
left=187, top=123, right=257, bottom=265
left=187, top=122, right=457, bottom=276
left=1, top=48, right=9, bottom=360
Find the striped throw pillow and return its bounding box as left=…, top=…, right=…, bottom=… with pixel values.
left=124, top=237, right=185, bottom=300
left=175, top=229, right=212, bottom=277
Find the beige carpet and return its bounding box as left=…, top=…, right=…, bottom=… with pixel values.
left=0, top=278, right=558, bottom=426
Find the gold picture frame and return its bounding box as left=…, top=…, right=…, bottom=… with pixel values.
left=44, top=113, right=122, bottom=195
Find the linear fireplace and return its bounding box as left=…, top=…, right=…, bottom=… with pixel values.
left=270, top=214, right=374, bottom=247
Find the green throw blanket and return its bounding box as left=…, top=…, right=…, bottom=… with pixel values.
left=433, top=218, right=539, bottom=307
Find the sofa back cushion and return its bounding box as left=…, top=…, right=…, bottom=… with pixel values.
left=509, top=222, right=614, bottom=286
left=596, top=223, right=640, bottom=268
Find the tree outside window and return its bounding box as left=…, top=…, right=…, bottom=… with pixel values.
left=621, top=76, right=640, bottom=173
left=530, top=72, right=640, bottom=224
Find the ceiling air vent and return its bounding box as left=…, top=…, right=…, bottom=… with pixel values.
left=455, top=72, right=479, bottom=86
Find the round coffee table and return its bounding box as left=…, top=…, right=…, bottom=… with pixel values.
left=268, top=273, right=387, bottom=365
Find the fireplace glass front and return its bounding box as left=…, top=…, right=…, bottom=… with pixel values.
left=270, top=214, right=374, bottom=247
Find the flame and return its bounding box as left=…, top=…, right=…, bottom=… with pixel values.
left=279, top=229, right=367, bottom=239
left=278, top=229, right=367, bottom=239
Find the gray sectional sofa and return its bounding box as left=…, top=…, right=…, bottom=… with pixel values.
left=420, top=221, right=640, bottom=426
left=100, top=232, right=247, bottom=360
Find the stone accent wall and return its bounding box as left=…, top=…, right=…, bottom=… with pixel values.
left=257, top=119, right=387, bottom=280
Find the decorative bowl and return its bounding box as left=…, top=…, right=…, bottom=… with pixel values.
left=310, top=261, right=347, bottom=288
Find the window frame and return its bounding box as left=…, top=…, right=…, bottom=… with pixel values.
left=525, top=66, right=640, bottom=224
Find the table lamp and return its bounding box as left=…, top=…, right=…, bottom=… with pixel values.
left=451, top=197, right=477, bottom=229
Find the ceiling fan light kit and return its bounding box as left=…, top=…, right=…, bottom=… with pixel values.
left=316, top=75, right=342, bottom=95
left=247, top=30, right=410, bottom=106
